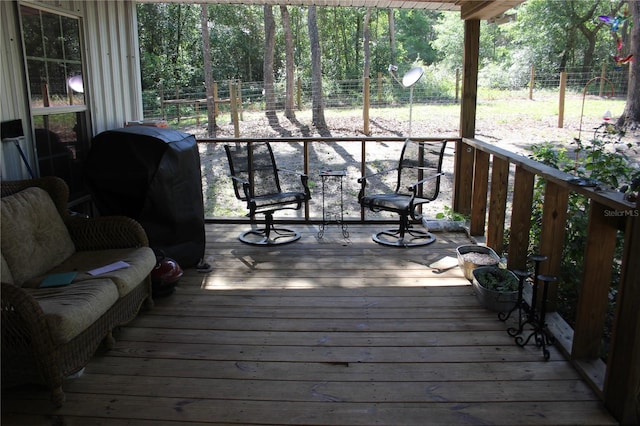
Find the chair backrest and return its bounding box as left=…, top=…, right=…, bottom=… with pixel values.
left=225, top=142, right=282, bottom=201
left=396, top=139, right=446, bottom=201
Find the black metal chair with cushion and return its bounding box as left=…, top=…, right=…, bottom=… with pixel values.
left=225, top=141, right=311, bottom=245
left=358, top=139, right=446, bottom=247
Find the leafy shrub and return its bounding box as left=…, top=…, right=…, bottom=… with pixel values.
left=528, top=126, right=639, bottom=358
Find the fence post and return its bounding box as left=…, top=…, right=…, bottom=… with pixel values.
left=237, top=79, right=243, bottom=120
left=363, top=77, right=370, bottom=136
left=297, top=77, right=302, bottom=110
left=599, top=63, right=607, bottom=97
left=529, top=65, right=535, bottom=100
left=230, top=82, right=239, bottom=137
left=558, top=71, right=567, bottom=128
left=455, top=68, right=460, bottom=103
left=377, top=72, right=383, bottom=104
left=175, top=86, right=181, bottom=123
left=213, top=82, right=219, bottom=117
left=160, top=84, right=165, bottom=119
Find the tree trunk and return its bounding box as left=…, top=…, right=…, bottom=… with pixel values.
left=363, top=8, right=371, bottom=79
left=308, top=6, right=327, bottom=129
left=263, top=5, right=276, bottom=120
left=280, top=5, right=296, bottom=120
left=388, top=9, right=396, bottom=66
left=618, top=0, right=640, bottom=130
left=200, top=4, right=216, bottom=137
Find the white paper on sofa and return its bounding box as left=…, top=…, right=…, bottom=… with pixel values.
left=87, top=261, right=130, bottom=276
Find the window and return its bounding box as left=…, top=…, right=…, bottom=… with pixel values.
left=20, top=4, right=91, bottom=201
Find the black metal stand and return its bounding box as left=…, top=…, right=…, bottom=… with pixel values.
left=318, top=170, right=349, bottom=239
left=499, top=269, right=531, bottom=326
left=500, top=254, right=557, bottom=360
left=514, top=274, right=557, bottom=360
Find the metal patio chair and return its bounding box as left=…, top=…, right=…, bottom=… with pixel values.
left=358, top=139, right=446, bottom=247
left=224, top=141, right=311, bottom=245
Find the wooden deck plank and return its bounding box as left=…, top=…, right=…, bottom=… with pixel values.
left=83, top=358, right=584, bottom=382
left=1, top=224, right=617, bottom=425
left=2, top=396, right=617, bottom=426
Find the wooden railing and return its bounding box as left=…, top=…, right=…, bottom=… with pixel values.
left=454, top=137, right=639, bottom=424
left=198, top=136, right=458, bottom=222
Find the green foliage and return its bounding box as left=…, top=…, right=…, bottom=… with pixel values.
left=435, top=205, right=468, bottom=222
left=529, top=129, right=639, bottom=331
left=136, top=1, right=628, bottom=98
left=511, top=0, right=625, bottom=75
left=474, top=267, right=519, bottom=292
left=395, top=10, right=440, bottom=65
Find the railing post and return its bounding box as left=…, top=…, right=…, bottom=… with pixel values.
left=605, top=200, right=640, bottom=424
left=572, top=201, right=620, bottom=359
left=470, top=149, right=489, bottom=237
left=538, top=180, right=569, bottom=311
left=486, top=156, right=509, bottom=254
left=454, top=20, right=479, bottom=216
left=360, top=139, right=367, bottom=221
left=303, top=140, right=310, bottom=220
left=454, top=141, right=474, bottom=216
left=507, top=166, right=535, bottom=270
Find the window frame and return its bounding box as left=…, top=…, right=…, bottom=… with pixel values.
left=18, top=2, right=93, bottom=202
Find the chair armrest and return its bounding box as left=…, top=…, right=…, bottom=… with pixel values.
left=66, top=216, right=149, bottom=251
left=229, top=175, right=249, bottom=186
left=407, top=172, right=444, bottom=192
left=277, top=168, right=311, bottom=200
left=357, top=167, right=398, bottom=184
left=229, top=175, right=252, bottom=204
left=358, top=167, right=398, bottom=201
left=277, top=167, right=306, bottom=177
left=300, top=174, right=311, bottom=199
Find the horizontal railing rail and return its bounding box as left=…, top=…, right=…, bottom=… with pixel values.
left=197, top=136, right=459, bottom=224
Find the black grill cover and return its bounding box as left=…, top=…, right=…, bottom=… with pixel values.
left=85, top=126, right=205, bottom=267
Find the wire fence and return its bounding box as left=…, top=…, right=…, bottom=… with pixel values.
left=142, top=66, right=630, bottom=123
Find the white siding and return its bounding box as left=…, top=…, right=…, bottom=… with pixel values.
left=1, top=1, right=36, bottom=180
left=0, top=0, right=142, bottom=180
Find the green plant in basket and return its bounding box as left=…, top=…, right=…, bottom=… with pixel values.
left=474, top=267, right=518, bottom=292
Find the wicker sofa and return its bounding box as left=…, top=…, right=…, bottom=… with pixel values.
left=1, top=176, right=155, bottom=406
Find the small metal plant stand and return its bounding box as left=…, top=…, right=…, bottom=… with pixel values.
left=499, top=254, right=557, bottom=360
left=317, top=170, right=349, bottom=239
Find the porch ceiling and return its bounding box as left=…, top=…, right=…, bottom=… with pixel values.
left=136, top=0, right=525, bottom=20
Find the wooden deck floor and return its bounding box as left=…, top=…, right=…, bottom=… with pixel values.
left=2, top=224, right=618, bottom=425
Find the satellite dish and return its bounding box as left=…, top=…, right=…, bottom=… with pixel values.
left=402, top=67, right=424, bottom=88
left=68, top=75, right=84, bottom=93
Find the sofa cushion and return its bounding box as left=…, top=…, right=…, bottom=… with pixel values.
left=26, top=279, right=119, bottom=344
left=1, top=251, right=15, bottom=285
left=37, top=247, right=156, bottom=297
left=1, top=187, right=75, bottom=286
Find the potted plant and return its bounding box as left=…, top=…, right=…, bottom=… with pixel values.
left=472, top=266, right=519, bottom=312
